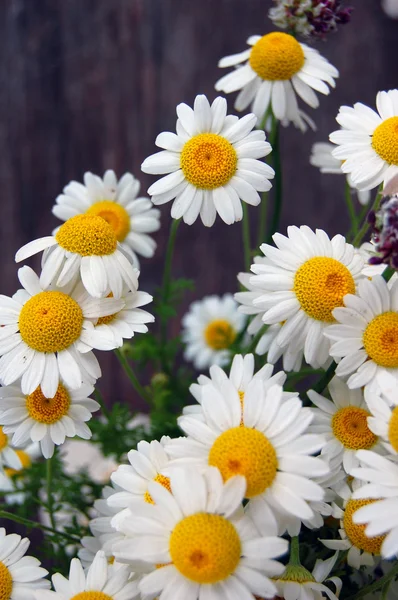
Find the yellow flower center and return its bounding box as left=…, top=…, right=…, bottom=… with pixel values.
left=204, top=319, right=237, bottom=350
left=344, top=498, right=385, bottom=555
left=26, top=385, right=70, bottom=424
left=0, top=561, right=13, bottom=600
left=388, top=406, right=398, bottom=452
left=208, top=427, right=278, bottom=498
left=19, top=291, right=83, bottom=353
left=363, top=312, right=398, bottom=368
left=372, top=117, right=398, bottom=165
left=144, top=473, right=172, bottom=504
left=278, top=564, right=315, bottom=583
left=5, top=450, right=32, bottom=478
left=249, top=32, right=305, bottom=81
left=293, top=257, right=355, bottom=322
left=86, top=201, right=130, bottom=242
left=180, top=134, right=237, bottom=190
left=55, top=214, right=117, bottom=256
left=0, top=428, right=8, bottom=452
left=169, top=513, right=241, bottom=583
left=70, top=594, right=113, bottom=600
left=332, top=406, right=377, bottom=450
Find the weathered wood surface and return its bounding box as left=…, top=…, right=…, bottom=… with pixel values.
left=0, top=0, right=397, bottom=405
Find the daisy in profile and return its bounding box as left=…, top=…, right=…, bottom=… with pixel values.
left=247, top=226, right=364, bottom=369
left=351, top=450, right=398, bottom=559
left=0, top=443, right=40, bottom=505
left=308, top=376, right=381, bottom=474
left=15, top=213, right=139, bottom=299
left=166, top=378, right=328, bottom=525
left=113, top=467, right=288, bottom=600
left=39, top=550, right=138, bottom=600
left=52, top=170, right=161, bottom=267
left=215, top=32, right=338, bottom=126
left=310, top=141, right=371, bottom=205
left=0, top=527, right=50, bottom=599
left=0, top=382, right=99, bottom=458
left=141, top=94, right=274, bottom=226
left=0, top=267, right=123, bottom=397
left=325, top=275, right=398, bottom=402
left=366, top=391, right=398, bottom=455
left=181, top=294, right=246, bottom=370
left=330, top=89, right=398, bottom=191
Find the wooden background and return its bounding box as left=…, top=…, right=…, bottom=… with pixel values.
left=0, top=0, right=397, bottom=405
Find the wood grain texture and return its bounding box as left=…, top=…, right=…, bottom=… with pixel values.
left=0, top=0, right=397, bottom=407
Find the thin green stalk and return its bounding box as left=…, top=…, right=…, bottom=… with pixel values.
left=345, top=561, right=398, bottom=600
left=266, top=119, right=282, bottom=243
left=93, top=388, right=110, bottom=420
left=382, top=580, right=392, bottom=600
left=345, top=182, right=358, bottom=237
left=115, top=348, right=151, bottom=404
left=312, top=361, right=337, bottom=394
left=0, top=510, right=80, bottom=543
left=352, top=186, right=383, bottom=247
left=256, top=107, right=274, bottom=249
left=242, top=203, right=251, bottom=272
left=382, top=266, right=396, bottom=282
left=160, top=218, right=180, bottom=370
left=289, top=536, right=301, bottom=566
left=246, top=324, right=269, bottom=354
left=46, top=454, right=56, bottom=532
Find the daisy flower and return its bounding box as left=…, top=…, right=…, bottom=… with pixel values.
left=215, top=32, right=338, bottom=127
left=113, top=467, right=288, bottom=600
left=0, top=381, right=99, bottom=459
left=310, top=141, right=371, bottom=205
left=366, top=391, right=398, bottom=455
left=0, top=527, right=50, bottom=599
left=38, top=550, right=138, bottom=600
left=351, top=450, right=398, bottom=559
left=165, top=377, right=328, bottom=525
left=273, top=552, right=342, bottom=600
left=15, top=213, right=139, bottom=299
left=0, top=443, right=40, bottom=505
left=0, top=426, right=22, bottom=471
left=141, top=94, right=274, bottom=226
left=61, top=440, right=118, bottom=485
left=247, top=226, right=364, bottom=369
left=329, top=89, right=398, bottom=191
left=181, top=294, right=246, bottom=370
left=308, top=376, right=381, bottom=474
left=325, top=275, right=398, bottom=402
left=0, top=266, right=123, bottom=397
left=52, top=170, right=161, bottom=268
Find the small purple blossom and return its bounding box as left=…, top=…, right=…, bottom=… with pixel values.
left=369, top=187, right=398, bottom=270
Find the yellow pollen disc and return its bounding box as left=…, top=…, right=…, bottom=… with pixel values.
left=26, top=385, right=70, bottom=425
left=86, top=200, right=130, bottom=242
left=144, top=473, right=172, bottom=504
left=204, top=319, right=237, bottom=350
left=208, top=427, right=278, bottom=498
left=363, top=312, right=398, bottom=368
left=344, top=499, right=385, bottom=555
left=0, top=428, right=8, bottom=452
left=70, top=593, right=113, bottom=600
left=388, top=406, right=398, bottom=452
left=169, top=513, right=241, bottom=583
left=293, top=257, right=355, bottom=322
left=55, top=214, right=117, bottom=256
left=0, top=561, right=13, bottom=600
left=372, top=117, right=398, bottom=165
left=249, top=32, right=305, bottom=81
left=19, top=291, right=83, bottom=353
left=180, top=133, right=237, bottom=190
left=331, top=406, right=377, bottom=450
left=5, top=450, right=32, bottom=478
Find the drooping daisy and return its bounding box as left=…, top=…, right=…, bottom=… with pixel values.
left=308, top=376, right=381, bottom=473
left=329, top=89, right=398, bottom=191
left=366, top=391, right=398, bottom=455
left=0, top=443, right=40, bottom=505
left=325, top=275, right=398, bottom=402
left=0, top=527, right=50, bottom=599
left=0, top=267, right=123, bottom=397
left=15, top=214, right=139, bottom=299
left=215, top=32, right=338, bottom=127
left=52, top=170, right=161, bottom=268
left=61, top=440, right=118, bottom=484
left=273, top=552, right=342, bottom=600
left=165, top=377, right=328, bottom=525
left=247, top=226, right=364, bottom=369
left=0, top=381, right=99, bottom=458
left=181, top=294, right=246, bottom=370
left=310, top=141, right=371, bottom=205
left=351, top=450, right=398, bottom=559
left=0, top=426, right=22, bottom=471
left=141, top=95, right=274, bottom=226
left=38, top=550, right=138, bottom=600
left=113, top=467, right=288, bottom=600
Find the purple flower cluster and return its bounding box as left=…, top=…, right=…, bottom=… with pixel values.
left=369, top=191, right=398, bottom=270
left=308, top=1, right=353, bottom=38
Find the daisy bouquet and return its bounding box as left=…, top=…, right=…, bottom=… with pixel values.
left=1, top=3, right=398, bottom=600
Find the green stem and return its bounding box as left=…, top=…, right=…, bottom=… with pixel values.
left=246, top=324, right=269, bottom=354
left=160, top=218, right=180, bottom=371
left=266, top=118, right=282, bottom=243
left=345, top=561, right=398, bottom=600
left=289, top=536, right=301, bottom=566
left=0, top=510, right=80, bottom=543
left=345, top=182, right=358, bottom=237
left=312, top=361, right=337, bottom=394
left=46, top=454, right=56, bottom=532
left=115, top=348, right=151, bottom=404
left=93, top=388, right=110, bottom=420
left=242, top=204, right=252, bottom=272
left=382, top=266, right=396, bottom=282
left=256, top=191, right=269, bottom=249
left=352, top=186, right=383, bottom=247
